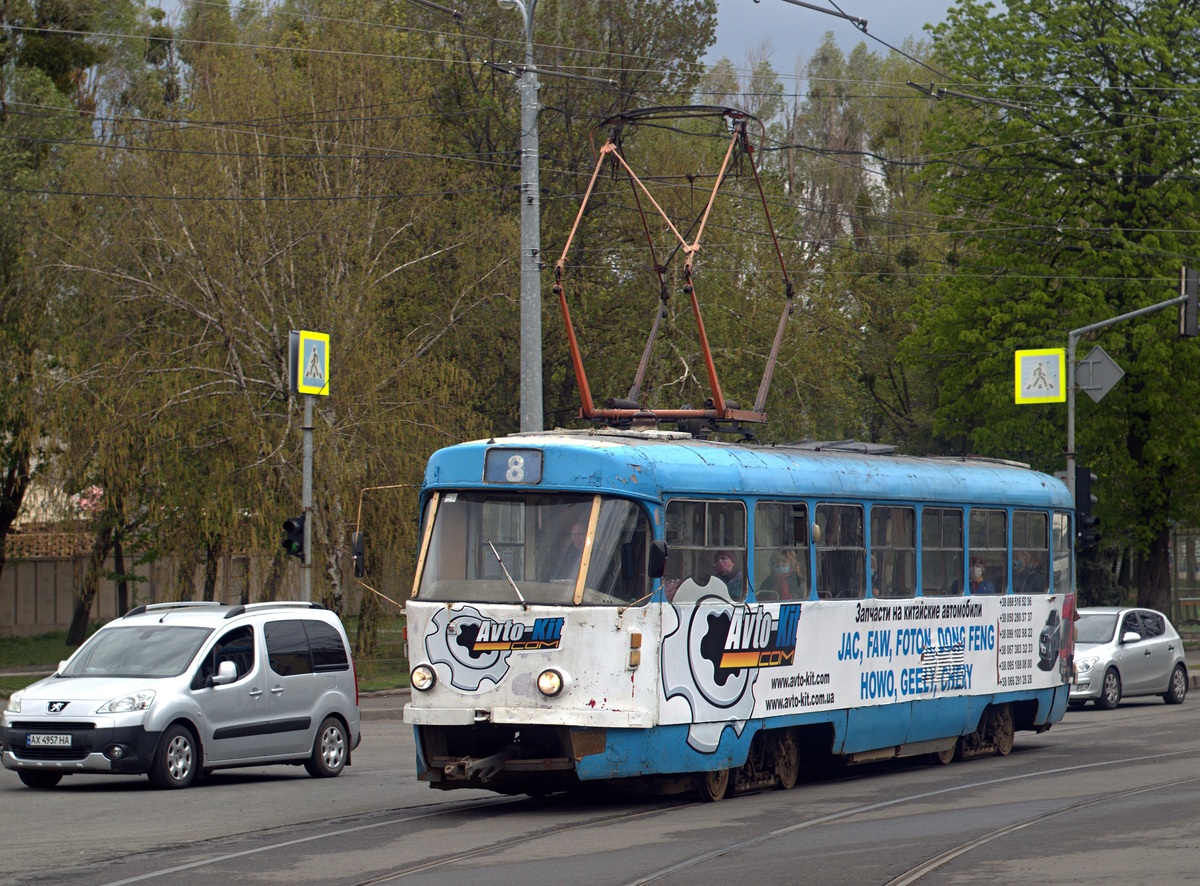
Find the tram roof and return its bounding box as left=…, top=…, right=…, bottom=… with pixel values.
left=423, top=429, right=1073, bottom=510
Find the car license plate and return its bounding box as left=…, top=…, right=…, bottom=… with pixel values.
left=26, top=733, right=71, bottom=747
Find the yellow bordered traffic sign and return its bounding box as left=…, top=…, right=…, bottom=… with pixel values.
left=295, top=330, right=330, bottom=396
left=1014, top=348, right=1065, bottom=404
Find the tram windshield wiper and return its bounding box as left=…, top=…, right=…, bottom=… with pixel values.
left=487, top=541, right=527, bottom=607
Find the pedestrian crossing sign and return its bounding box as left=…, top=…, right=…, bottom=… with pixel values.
left=296, top=330, right=331, bottom=396
left=1014, top=348, right=1065, bottom=404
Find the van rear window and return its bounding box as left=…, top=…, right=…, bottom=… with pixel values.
left=306, top=621, right=350, bottom=672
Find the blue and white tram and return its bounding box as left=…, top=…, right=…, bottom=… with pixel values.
left=403, top=429, right=1075, bottom=799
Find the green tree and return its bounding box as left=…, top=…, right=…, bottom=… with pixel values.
left=920, top=0, right=1200, bottom=609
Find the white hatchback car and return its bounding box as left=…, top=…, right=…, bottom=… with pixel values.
left=1069, top=606, right=1188, bottom=710
left=1, top=601, right=361, bottom=789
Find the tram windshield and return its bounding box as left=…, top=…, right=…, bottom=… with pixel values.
left=416, top=492, right=653, bottom=606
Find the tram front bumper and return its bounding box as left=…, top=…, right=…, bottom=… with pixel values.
left=404, top=703, right=652, bottom=728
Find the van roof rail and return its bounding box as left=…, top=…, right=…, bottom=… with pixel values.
left=123, top=602, right=227, bottom=618
left=223, top=601, right=324, bottom=619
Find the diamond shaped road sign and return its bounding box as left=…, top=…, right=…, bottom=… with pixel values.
left=1078, top=345, right=1124, bottom=403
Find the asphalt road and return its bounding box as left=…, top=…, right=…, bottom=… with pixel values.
left=4, top=696, right=1200, bottom=885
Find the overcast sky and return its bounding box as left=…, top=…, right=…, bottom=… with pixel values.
left=707, top=0, right=954, bottom=70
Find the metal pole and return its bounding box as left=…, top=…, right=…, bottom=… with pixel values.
left=511, top=0, right=542, bottom=433
left=1066, top=331, right=1078, bottom=507
left=302, top=394, right=313, bottom=602
left=1066, top=290, right=1186, bottom=506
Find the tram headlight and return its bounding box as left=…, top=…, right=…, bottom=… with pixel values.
left=536, top=668, right=570, bottom=697
left=411, top=664, right=437, bottom=692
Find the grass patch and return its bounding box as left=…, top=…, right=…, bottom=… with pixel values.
left=0, top=631, right=78, bottom=669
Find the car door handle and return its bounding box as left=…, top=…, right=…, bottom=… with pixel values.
left=249, top=688, right=263, bottom=698
left=1144, top=649, right=1152, bottom=656
left=270, top=686, right=285, bottom=695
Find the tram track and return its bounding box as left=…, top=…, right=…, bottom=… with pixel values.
left=881, top=772, right=1200, bottom=885
left=90, top=746, right=1200, bottom=886
left=622, top=748, right=1200, bottom=885
left=95, top=796, right=524, bottom=886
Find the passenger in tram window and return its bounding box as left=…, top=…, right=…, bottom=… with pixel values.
left=762, top=550, right=800, bottom=600
left=1013, top=549, right=1047, bottom=594
left=713, top=550, right=745, bottom=599
left=969, top=558, right=997, bottom=594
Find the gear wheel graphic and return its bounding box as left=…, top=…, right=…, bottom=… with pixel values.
left=661, top=577, right=758, bottom=753
left=424, top=604, right=512, bottom=691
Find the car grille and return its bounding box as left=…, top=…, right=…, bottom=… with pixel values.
left=15, top=745, right=92, bottom=761
left=7, top=721, right=98, bottom=762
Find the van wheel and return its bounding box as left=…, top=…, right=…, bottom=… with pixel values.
left=306, top=717, right=348, bottom=777
left=18, top=770, right=62, bottom=789
left=148, top=724, right=198, bottom=789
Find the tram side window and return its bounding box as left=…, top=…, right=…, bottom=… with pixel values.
left=664, top=499, right=748, bottom=600
left=1052, top=512, right=1071, bottom=594
left=1012, top=510, right=1050, bottom=594
left=921, top=507, right=963, bottom=596
left=754, top=501, right=809, bottom=601
left=870, top=506, right=915, bottom=598
left=968, top=508, right=1007, bottom=594
left=815, top=504, right=865, bottom=599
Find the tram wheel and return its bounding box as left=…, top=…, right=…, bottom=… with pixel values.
left=928, top=743, right=957, bottom=766
left=774, top=731, right=799, bottom=790
left=990, top=704, right=1015, bottom=756
left=696, top=768, right=729, bottom=802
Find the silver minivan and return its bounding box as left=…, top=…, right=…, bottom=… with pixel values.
left=1, top=601, right=361, bottom=789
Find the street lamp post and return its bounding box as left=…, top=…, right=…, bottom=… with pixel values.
left=499, top=0, right=543, bottom=433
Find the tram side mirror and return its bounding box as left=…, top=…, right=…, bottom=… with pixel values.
left=352, top=531, right=366, bottom=578
left=648, top=540, right=668, bottom=579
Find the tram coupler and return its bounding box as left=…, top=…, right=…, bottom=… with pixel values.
left=444, top=745, right=517, bottom=783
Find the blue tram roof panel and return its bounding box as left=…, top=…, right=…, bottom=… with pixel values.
left=423, top=429, right=1072, bottom=510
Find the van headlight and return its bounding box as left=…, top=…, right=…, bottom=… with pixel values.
left=6, top=690, right=22, bottom=714
left=96, top=690, right=155, bottom=714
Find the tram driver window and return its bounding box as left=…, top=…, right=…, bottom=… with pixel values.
left=815, top=504, right=865, bottom=599
left=921, top=507, right=963, bottom=596
left=968, top=509, right=1007, bottom=594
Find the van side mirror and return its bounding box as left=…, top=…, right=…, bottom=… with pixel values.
left=648, top=540, right=668, bottom=579
left=209, top=660, right=238, bottom=687
left=352, top=531, right=366, bottom=578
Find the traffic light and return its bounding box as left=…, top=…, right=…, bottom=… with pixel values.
left=1180, top=266, right=1198, bottom=337
left=282, top=514, right=306, bottom=560
left=1075, top=466, right=1101, bottom=549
